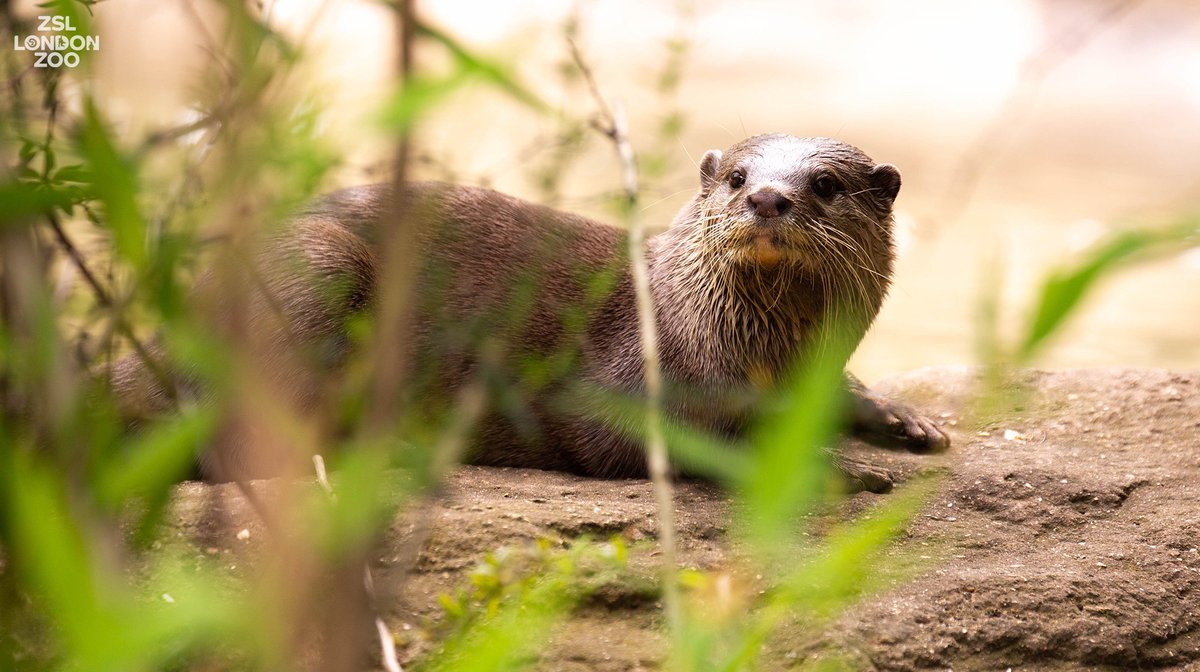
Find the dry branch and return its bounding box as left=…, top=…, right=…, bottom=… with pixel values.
left=567, top=34, right=682, bottom=637
left=44, top=212, right=178, bottom=402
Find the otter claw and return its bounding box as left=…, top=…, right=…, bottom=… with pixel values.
left=852, top=392, right=950, bottom=454
left=835, top=455, right=894, bottom=494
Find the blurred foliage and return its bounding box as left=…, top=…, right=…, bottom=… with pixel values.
left=377, top=22, right=546, bottom=133
left=975, top=213, right=1199, bottom=419
left=1015, top=217, right=1199, bottom=362
left=3, top=0, right=1194, bottom=671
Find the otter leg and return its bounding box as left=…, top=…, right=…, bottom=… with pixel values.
left=845, top=373, right=949, bottom=453
left=827, top=448, right=894, bottom=493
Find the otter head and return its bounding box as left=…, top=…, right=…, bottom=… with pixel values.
left=657, top=134, right=904, bottom=353
left=687, top=134, right=900, bottom=278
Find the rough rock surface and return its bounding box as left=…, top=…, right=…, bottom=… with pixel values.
left=168, top=368, right=1200, bottom=670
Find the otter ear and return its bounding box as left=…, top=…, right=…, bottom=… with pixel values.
left=869, top=163, right=901, bottom=205
left=699, top=150, right=722, bottom=191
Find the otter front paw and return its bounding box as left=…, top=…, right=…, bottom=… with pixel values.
left=832, top=453, right=894, bottom=494
left=851, top=391, right=950, bottom=454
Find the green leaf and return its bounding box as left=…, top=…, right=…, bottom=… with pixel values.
left=42, top=145, right=56, bottom=176
left=422, top=549, right=587, bottom=672
left=378, top=69, right=474, bottom=133
left=0, top=181, right=81, bottom=225
left=739, top=343, right=849, bottom=552
left=77, top=98, right=146, bottom=268
left=559, top=382, right=749, bottom=484
left=701, top=476, right=941, bottom=672
left=417, top=23, right=548, bottom=114
left=96, top=407, right=216, bottom=508
left=776, top=474, right=939, bottom=615
left=1017, top=217, right=1199, bottom=362
left=1, top=448, right=136, bottom=667
left=439, top=593, right=466, bottom=619
left=309, top=441, right=412, bottom=561
left=663, top=420, right=751, bottom=484
left=2, top=435, right=255, bottom=669
left=19, top=138, right=39, bottom=164
left=53, top=164, right=91, bottom=184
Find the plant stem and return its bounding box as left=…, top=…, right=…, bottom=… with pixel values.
left=613, top=99, right=681, bottom=637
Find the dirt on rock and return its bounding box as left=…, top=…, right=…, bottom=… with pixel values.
left=167, top=368, right=1200, bottom=670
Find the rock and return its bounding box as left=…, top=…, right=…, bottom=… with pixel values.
left=164, top=368, right=1200, bottom=670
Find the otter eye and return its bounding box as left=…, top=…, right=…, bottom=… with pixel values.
left=812, top=175, right=840, bottom=199
left=729, top=170, right=746, bottom=189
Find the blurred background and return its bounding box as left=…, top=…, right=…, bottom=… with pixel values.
left=34, top=0, right=1200, bottom=379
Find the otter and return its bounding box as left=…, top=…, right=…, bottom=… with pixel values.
left=113, top=133, right=948, bottom=490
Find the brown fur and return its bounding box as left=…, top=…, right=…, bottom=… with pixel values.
left=113, top=134, right=948, bottom=483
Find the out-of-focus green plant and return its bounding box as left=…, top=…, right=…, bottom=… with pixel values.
left=421, top=537, right=628, bottom=672
left=975, top=214, right=1199, bottom=418
left=1017, top=217, right=1198, bottom=362
left=0, top=0, right=579, bottom=666
left=1, top=0, right=349, bottom=666
left=671, top=477, right=938, bottom=672
left=377, top=22, right=546, bottom=134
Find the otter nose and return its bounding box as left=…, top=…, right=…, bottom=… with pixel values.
left=747, top=189, right=791, bottom=218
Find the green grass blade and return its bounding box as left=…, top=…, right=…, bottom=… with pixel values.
left=739, top=349, right=847, bottom=552
left=1018, top=217, right=1199, bottom=361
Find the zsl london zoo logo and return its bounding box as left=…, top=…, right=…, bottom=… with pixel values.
left=12, top=15, right=100, bottom=68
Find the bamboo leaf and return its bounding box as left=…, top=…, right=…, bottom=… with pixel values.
left=96, top=409, right=215, bottom=506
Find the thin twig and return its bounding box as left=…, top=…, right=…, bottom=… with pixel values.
left=321, top=2, right=418, bottom=668
left=40, top=74, right=59, bottom=181
left=226, top=244, right=303, bottom=347
left=366, top=0, right=419, bottom=431
left=313, top=454, right=404, bottom=672
left=612, top=103, right=639, bottom=205
left=5, top=62, right=33, bottom=89
left=565, top=35, right=616, bottom=137
left=233, top=479, right=279, bottom=531
left=201, top=444, right=282, bottom=531
left=313, top=454, right=333, bottom=493
left=376, top=342, right=494, bottom=620
left=45, top=213, right=109, bottom=306
left=180, top=0, right=228, bottom=76
left=33, top=68, right=176, bottom=401
left=137, top=108, right=225, bottom=155
left=567, top=36, right=681, bottom=638
left=44, top=212, right=178, bottom=402
left=375, top=619, right=403, bottom=672
left=612, top=100, right=681, bottom=638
